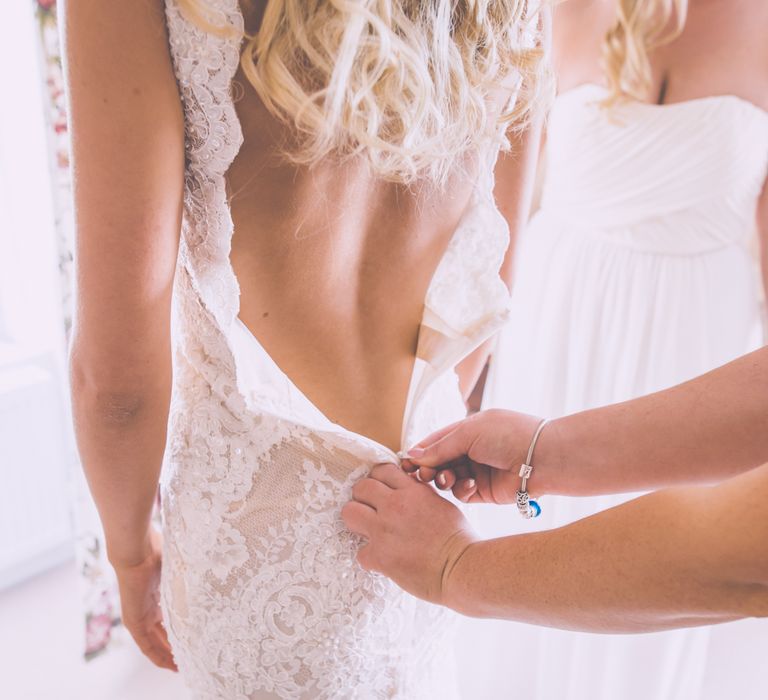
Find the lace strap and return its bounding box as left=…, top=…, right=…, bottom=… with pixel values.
left=164, top=0, right=245, bottom=335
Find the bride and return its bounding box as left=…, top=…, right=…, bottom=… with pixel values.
left=61, top=0, right=547, bottom=697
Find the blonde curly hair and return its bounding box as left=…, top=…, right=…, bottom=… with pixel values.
left=600, top=0, right=688, bottom=109
left=176, top=0, right=551, bottom=187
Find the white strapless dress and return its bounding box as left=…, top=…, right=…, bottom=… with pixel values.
left=157, top=1, right=517, bottom=698
left=461, top=83, right=768, bottom=700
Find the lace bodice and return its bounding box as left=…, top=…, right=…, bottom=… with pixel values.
left=157, top=1, right=516, bottom=698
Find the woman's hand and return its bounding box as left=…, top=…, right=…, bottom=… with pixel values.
left=401, top=409, right=559, bottom=503
left=112, top=525, right=178, bottom=672
left=342, top=463, right=477, bottom=606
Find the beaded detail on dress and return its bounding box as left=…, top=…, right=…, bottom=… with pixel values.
left=158, top=1, right=515, bottom=697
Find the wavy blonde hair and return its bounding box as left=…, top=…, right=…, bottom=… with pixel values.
left=176, top=0, right=550, bottom=187
left=600, top=0, right=688, bottom=109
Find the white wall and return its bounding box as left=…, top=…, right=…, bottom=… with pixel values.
left=0, top=2, right=77, bottom=590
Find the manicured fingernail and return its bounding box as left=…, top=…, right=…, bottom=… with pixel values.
left=406, top=447, right=425, bottom=458
left=465, top=479, right=476, bottom=490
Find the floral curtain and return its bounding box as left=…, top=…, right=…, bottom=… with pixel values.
left=34, top=0, right=163, bottom=660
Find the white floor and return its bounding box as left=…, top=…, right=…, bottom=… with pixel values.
left=0, top=558, right=190, bottom=700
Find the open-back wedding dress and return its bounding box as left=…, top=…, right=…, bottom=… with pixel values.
left=156, top=1, right=516, bottom=698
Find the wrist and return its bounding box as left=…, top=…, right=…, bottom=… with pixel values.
left=525, top=416, right=565, bottom=497
left=106, top=530, right=155, bottom=570
left=440, top=533, right=478, bottom=613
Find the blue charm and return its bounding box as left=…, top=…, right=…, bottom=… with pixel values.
left=529, top=500, right=541, bottom=517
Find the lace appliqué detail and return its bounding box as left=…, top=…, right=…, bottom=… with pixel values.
left=424, top=146, right=512, bottom=338
left=159, top=1, right=504, bottom=697
left=160, top=432, right=458, bottom=700
left=165, top=0, right=244, bottom=335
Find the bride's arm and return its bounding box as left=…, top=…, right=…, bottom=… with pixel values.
left=61, top=0, right=185, bottom=567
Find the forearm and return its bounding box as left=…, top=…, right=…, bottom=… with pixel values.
left=70, top=356, right=171, bottom=567
left=446, top=464, right=768, bottom=632
left=535, top=346, right=768, bottom=496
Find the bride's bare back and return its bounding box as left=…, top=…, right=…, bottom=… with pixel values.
left=65, top=0, right=535, bottom=452
left=228, top=66, right=477, bottom=453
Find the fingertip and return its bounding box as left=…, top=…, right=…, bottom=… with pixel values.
left=404, top=446, right=441, bottom=469
left=418, top=466, right=437, bottom=483
left=436, top=470, right=456, bottom=491
left=453, top=478, right=477, bottom=503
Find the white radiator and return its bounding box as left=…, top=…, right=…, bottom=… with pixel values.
left=0, top=354, right=74, bottom=591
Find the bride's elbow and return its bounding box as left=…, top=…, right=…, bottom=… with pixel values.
left=69, top=348, right=166, bottom=427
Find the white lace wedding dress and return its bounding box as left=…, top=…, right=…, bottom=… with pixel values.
left=156, top=1, right=515, bottom=698
left=462, top=83, right=768, bottom=700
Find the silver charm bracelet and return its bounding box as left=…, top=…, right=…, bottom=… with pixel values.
left=516, top=418, right=549, bottom=519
